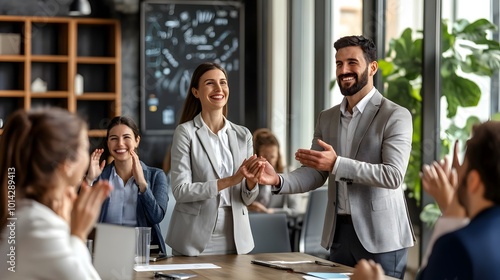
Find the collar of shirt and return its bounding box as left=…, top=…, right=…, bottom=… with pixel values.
left=340, top=87, right=376, bottom=116
left=110, top=165, right=134, bottom=186
left=200, top=115, right=230, bottom=135
left=110, top=166, right=121, bottom=186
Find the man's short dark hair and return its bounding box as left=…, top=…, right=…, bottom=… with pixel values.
left=333, top=35, right=377, bottom=63
left=465, top=121, right=500, bottom=204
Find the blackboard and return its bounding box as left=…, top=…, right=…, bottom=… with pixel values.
left=140, top=0, right=245, bottom=134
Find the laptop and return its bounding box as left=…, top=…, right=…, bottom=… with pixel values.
left=93, top=224, right=136, bottom=280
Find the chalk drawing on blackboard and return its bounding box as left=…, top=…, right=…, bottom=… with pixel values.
left=141, top=1, right=244, bottom=134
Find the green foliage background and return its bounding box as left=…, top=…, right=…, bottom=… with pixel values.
left=378, top=18, right=500, bottom=225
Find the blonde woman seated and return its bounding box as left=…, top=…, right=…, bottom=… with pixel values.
left=248, top=128, right=303, bottom=217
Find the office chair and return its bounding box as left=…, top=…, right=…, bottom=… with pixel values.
left=159, top=181, right=175, bottom=256
left=249, top=213, right=292, bottom=254
left=299, top=186, right=330, bottom=259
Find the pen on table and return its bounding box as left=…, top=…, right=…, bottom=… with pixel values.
left=251, top=260, right=292, bottom=271
left=315, top=260, right=339, bottom=267
left=151, top=255, right=170, bottom=262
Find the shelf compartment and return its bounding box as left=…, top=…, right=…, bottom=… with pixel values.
left=30, top=21, right=69, bottom=56
left=0, top=97, right=24, bottom=127
left=0, top=20, right=24, bottom=56
left=77, top=100, right=118, bottom=131
left=88, top=130, right=108, bottom=138
left=0, top=62, right=24, bottom=90
left=30, top=98, right=68, bottom=110
left=31, top=62, right=69, bottom=92
left=76, top=64, right=116, bottom=93
left=77, top=23, right=117, bottom=57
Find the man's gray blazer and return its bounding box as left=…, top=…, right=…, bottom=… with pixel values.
left=166, top=114, right=258, bottom=256
left=279, top=90, right=415, bottom=253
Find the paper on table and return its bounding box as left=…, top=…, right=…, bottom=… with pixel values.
left=302, top=272, right=351, bottom=279
left=134, top=263, right=221, bottom=272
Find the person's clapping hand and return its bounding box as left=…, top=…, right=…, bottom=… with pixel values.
left=350, top=259, right=385, bottom=280
left=131, top=150, right=148, bottom=192
left=85, top=148, right=105, bottom=184
left=295, top=139, right=338, bottom=172
left=70, top=180, right=113, bottom=242
left=420, top=140, right=460, bottom=212
left=420, top=156, right=457, bottom=213
left=420, top=140, right=465, bottom=217
left=241, top=156, right=280, bottom=186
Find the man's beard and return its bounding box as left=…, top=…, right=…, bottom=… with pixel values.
left=338, top=66, right=369, bottom=96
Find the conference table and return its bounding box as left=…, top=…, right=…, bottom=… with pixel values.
left=134, top=252, right=398, bottom=279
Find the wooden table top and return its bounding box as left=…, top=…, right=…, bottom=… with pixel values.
left=134, top=252, right=398, bottom=279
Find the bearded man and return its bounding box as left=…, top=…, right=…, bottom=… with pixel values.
left=247, top=35, right=415, bottom=279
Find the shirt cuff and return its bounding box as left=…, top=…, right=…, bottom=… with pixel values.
left=137, top=183, right=148, bottom=194
left=242, top=182, right=258, bottom=195
left=271, top=175, right=284, bottom=194
left=332, top=156, right=342, bottom=176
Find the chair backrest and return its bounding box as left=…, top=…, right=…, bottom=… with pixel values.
left=299, top=186, right=330, bottom=259
left=159, top=177, right=175, bottom=256
left=249, top=213, right=291, bottom=254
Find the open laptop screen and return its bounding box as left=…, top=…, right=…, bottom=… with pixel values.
left=93, top=224, right=136, bottom=280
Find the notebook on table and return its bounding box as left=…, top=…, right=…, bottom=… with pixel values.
left=93, top=224, right=136, bottom=280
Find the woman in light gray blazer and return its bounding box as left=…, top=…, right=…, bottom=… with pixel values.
left=166, top=62, right=259, bottom=256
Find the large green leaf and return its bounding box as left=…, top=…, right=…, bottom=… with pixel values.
left=420, top=203, right=441, bottom=227
left=458, top=18, right=498, bottom=42
left=385, top=78, right=418, bottom=111
left=442, top=74, right=481, bottom=118
left=441, top=20, right=454, bottom=52
left=378, top=60, right=395, bottom=77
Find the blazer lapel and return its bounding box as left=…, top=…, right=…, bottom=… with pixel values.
left=227, top=124, right=241, bottom=175
left=194, top=115, right=223, bottom=178
left=330, top=108, right=342, bottom=151
left=226, top=125, right=241, bottom=201
left=350, top=91, right=382, bottom=157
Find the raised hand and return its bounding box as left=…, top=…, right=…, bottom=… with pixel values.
left=421, top=158, right=457, bottom=213
left=295, top=139, right=337, bottom=172
left=130, top=149, right=147, bottom=192
left=86, top=148, right=105, bottom=183
left=420, top=140, right=463, bottom=214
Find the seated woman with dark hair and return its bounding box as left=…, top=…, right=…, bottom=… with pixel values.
left=85, top=116, right=169, bottom=256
